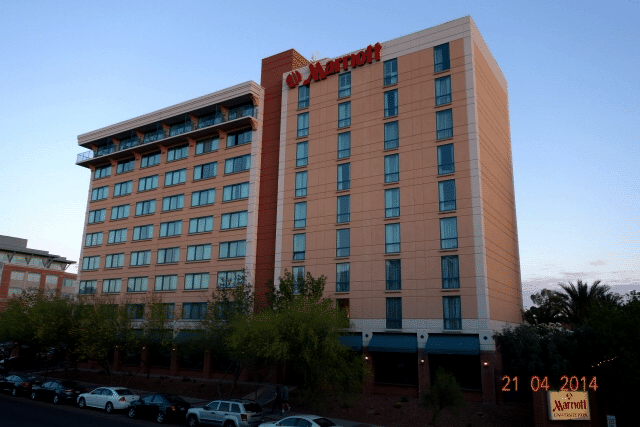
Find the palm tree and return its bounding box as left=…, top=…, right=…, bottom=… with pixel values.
left=557, top=280, right=621, bottom=326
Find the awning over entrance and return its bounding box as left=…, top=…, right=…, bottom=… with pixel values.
left=367, top=333, right=417, bottom=353
left=424, top=334, right=480, bottom=355
left=338, top=334, right=363, bottom=351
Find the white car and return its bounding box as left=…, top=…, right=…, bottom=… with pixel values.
left=77, top=387, right=140, bottom=413
left=259, top=415, right=341, bottom=427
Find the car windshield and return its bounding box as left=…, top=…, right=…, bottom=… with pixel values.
left=114, top=389, right=135, bottom=395
left=243, top=403, right=262, bottom=412
left=313, top=418, right=337, bottom=427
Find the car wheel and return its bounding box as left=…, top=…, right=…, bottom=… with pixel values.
left=11, top=388, right=17, bottom=396
left=156, top=411, right=165, bottom=423
left=78, top=398, right=86, bottom=408
left=53, top=394, right=60, bottom=404
left=105, top=402, right=114, bottom=413
left=30, top=391, right=36, bottom=400
left=128, top=407, right=136, bottom=418
left=187, top=415, right=199, bottom=427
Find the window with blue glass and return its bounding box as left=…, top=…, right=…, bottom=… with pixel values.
left=436, top=109, right=453, bottom=140
left=223, top=182, right=249, bottom=201
left=386, top=259, right=401, bottom=290
left=295, top=171, right=307, bottom=197
left=224, top=154, right=250, bottom=174
left=187, top=244, right=212, bottom=261
left=138, top=175, right=158, bottom=192
left=140, top=152, right=160, bottom=168
left=191, top=189, right=215, bottom=207
left=443, top=296, right=461, bottom=330
left=384, top=121, right=398, bottom=150
left=384, top=154, right=399, bottom=183
left=337, top=132, right=350, bottom=159
left=338, top=72, right=351, bottom=98
left=294, top=202, right=306, bottom=228
left=385, top=223, right=400, bottom=254
left=135, top=199, right=155, bottom=216
left=167, top=145, right=189, bottom=162
left=117, top=159, right=135, bottom=174
left=196, top=137, right=218, bottom=155
left=383, top=58, right=398, bottom=86
left=194, top=162, right=217, bottom=180
left=111, top=204, right=130, bottom=220
left=165, top=169, right=187, bottom=186
left=434, top=43, right=450, bottom=73
left=226, top=129, right=252, bottom=148
left=170, top=121, right=192, bottom=137
left=435, top=75, right=452, bottom=105
left=91, top=186, right=109, bottom=201
left=297, top=112, right=309, bottom=137
left=337, top=163, right=350, bottom=191
left=293, top=234, right=306, bottom=260
left=292, top=266, right=304, bottom=294
left=159, top=220, right=182, bottom=237
left=336, top=263, right=350, bottom=292
left=384, top=90, right=398, bottom=117
left=132, top=225, right=153, bottom=241
left=296, top=141, right=308, bottom=167
left=385, top=188, right=400, bottom=218
left=441, top=255, right=459, bottom=289
left=162, top=194, right=184, bottom=212
left=336, top=229, right=350, bottom=257
left=438, top=180, right=456, bottom=212
left=437, top=144, right=454, bottom=175
left=94, top=165, right=111, bottom=179
left=338, top=102, right=351, bottom=128
left=440, top=217, right=458, bottom=249
left=114, top=181, right=132, bottom=197
left=218, top=241, right=245, bottom=259
left=337, top=195, right=350, bottom=223
left=386, top=297, right=402, bottom=329
left=189, top=216, right=213, bottom=233
left=220, top=211, right=248, bottom=230
left=298, top=85, right=310, bottom=109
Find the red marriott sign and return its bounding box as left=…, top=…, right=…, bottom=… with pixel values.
left=286, top=42, right=382, bottom=89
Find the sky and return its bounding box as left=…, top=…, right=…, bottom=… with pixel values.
left=0, top=0, right=638, bottom=307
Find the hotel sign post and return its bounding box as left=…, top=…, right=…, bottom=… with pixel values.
left=548, top=391, right=591, bottom=421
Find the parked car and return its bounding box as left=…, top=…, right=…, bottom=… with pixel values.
left=77, top=387, right=140, bottom=413
left=186, top=399, right=263, bottom=427
left=127, top=393, right=191, bottom=423
left=30, top=380, right=85, bottom=404
left=0, top=374, right=42, bottom=396
left=259, top=416, right=340, bottom=427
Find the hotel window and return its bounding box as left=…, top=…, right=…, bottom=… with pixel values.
left=434, top=43, right=450, bottom=73
left=116, top=159, right=135, bottom=174
left=160, top=220, right=182, bottom=237
left=338, top=102, right=351, bottom=128
left=91, top=186, right=109, bottom=201
left=442, top=255, right=460, bottom=289
left=133, top=224, right=153, bottom=241
left=165, top=169, right=187, bottom=186
left=198, top=111, right=223, bottom=128
left=384, top=121, right=399, bottom=150
left=223, top=182, right=249, bottom=201
left=386, top=259, right=401, bottom=291
left=294, top=202, right=307, bottom=228
left=170, top=121, right=191, bottom=136
left=221, top=211, right=247, bottom=230
left=144, top=129, right=164, bottom=143
left=293, top=234, right=306, bottom=260
left=10, top=271, right=24, bottom=280
left=224, top=154, right=251, bottom=174
left=188, top=244, right=212, bottom=261
left=338, top=132, right=350, bottom=159
left=439, top=180, right=456, bottom=212
left=384, top=89, right=398, bottom=117
left=443, top=296, right=461, bottom=330
left=337, top=195, right=350, bottom=223
left=130, top=250, right=151, bottom=266
left=126, top=304, right=145, bottom=319
left=297, top=112, right=309, bottom=137
left=155, top=275, right=177, bottom=291
left=217, top=270, right=244, bottom=289
left=338, top=72, right=351, bottom=98
left=12, top=255, right=27, bottom=265
left=182, top=302, right=207, bottom=320
left=336, top=229, right=350, bottom=257
left=157, top=247, right=180, bottom=264
left=27, top=273, right=41, bottom=282
left=45, top=275, right=58, bottom=285
left=196, top=137, right=219, bottom=154
left=141, top=152, right=161, bottom=168
left=111, top=204, right=130, bottom=220
left=94, top=165, right=111, bottom=179
left=440, top=217, right=458, bottom=249
left=108, top=228, right=127, bottom=244
left=185, top=273, right=210, bottom=290
left=163, top=303, right=175, bottom=319
left=385, top=188, right=400, bottom=218
left=135, top=199, right=156, bottom=216
left=85, top=232, right=103, bottom=247
left=194, top=162, right=217, bottom=180
left=386, top=297, right=402, bottom=329
left=336, top=263, right=350, bottom=292
left=127, top=277, right=148, bottom=292
left=292, top=266, right=304, bottom=294
left=295, top=171, right=308, bottom=197
left=167, top=145, right=189, bottom=162
left=82, top=256, right=100, bottom=270
left=435, top=75, right=452, bottom=105
left=192, top=188, right=216, bottom=207
left=189, top=216, right=214, bottom=233
left=218, top=241, right=245, bottom=259
left=105, top=253, right=124, bottom=269
left=29, top=257, right=44, bottom=267
left=296, top=141, right=308, bottom=167
left=385, top=223, right=401, bottom=254
left=298, top=84, right=310, bottom=109
left=437, top=144, right=455, bottom=175
left=79, top=280, right=97, bottom=294
left=120, top=136, right=138, bottom=150
left=162, top=194, right=184, bottom=212
left=383, top=58, right=398, bottom=86
left=226, top=128, right=253, bottom=148
left=384, top=154, right=399, bottom=183
left=114, top=181, right=132, bottom=197
left=88, top=208, right=106, bottom=224
left=102, top=279, right=121, bottom=294
left=436, top=109, right=453, bottom=140
left=337, top=163, right=350, bottom=191
left=138, top=175, right=159, bottom=192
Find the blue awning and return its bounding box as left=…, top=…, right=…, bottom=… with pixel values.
left=424, top=334, right=479, bottom=355
left=367, top=334, right=417, bottom=353
left=338, top=334, right=362, bottom=351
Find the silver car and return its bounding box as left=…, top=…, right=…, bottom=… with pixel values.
left=77, top=387, right=140, bottom=413
left=259, top=415, right=341, bottom=427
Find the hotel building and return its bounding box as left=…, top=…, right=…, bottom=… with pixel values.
left=75, top=16, right=521, bottom=402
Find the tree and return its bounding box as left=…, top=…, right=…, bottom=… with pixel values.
left=420, top=367, right=466, bottom=426
left=557, top=280, right=621, bottom=325
left=523, top=288, right=564, bottom=325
